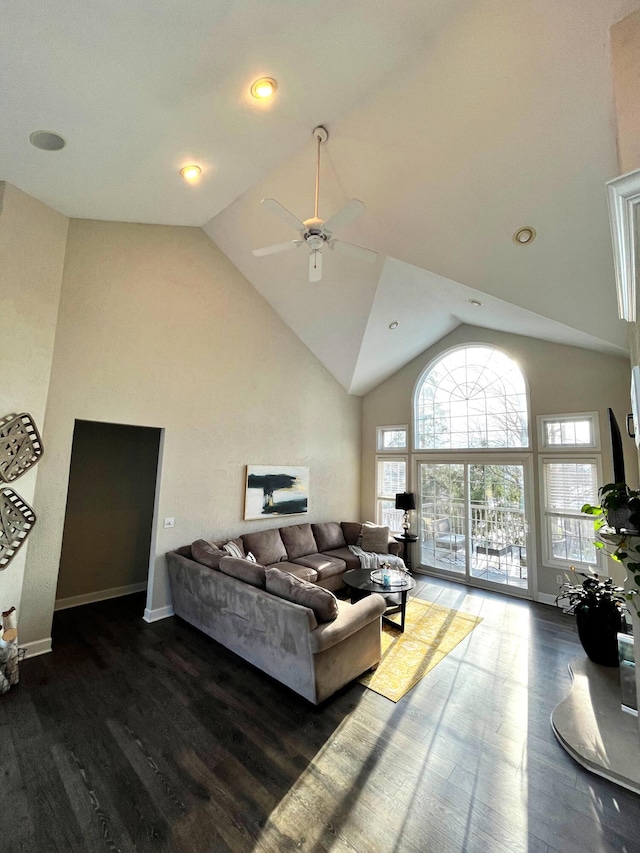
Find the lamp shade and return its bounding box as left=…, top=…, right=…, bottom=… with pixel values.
left=395, top=492, right=416, bottom=511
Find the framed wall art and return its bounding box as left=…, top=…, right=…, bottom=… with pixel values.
left=244, top=465, right=309, bottom=520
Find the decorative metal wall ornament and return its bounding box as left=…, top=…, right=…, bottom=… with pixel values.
left=0, top=412, right=44, bottom=482
left=0, top=488, right=37, bottom=568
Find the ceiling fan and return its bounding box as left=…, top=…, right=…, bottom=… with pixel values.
left=252, top=126, right=378, bottom=282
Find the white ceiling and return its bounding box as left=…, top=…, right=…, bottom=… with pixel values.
left=2, top=0, right=638, bottom=394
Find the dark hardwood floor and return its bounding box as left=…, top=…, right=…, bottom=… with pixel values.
left=3, top=578, right=640, bottom=853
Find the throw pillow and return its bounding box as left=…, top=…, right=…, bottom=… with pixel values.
left=361, top=523, right=390, bottom=554
left=245, top=551, right=257, bottom=563
left=191, top=539, right=225, bottom=570
left=265, top=567, right=339, bottom=623
left=219, top=556, right=266, bottom=589
left=223, top=540, right=244, bottom=559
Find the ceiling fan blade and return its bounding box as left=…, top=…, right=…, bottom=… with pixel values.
left=322, top=198, right=365, bottom=235
left=309, top=250, right=323, bottom=283
left=261, top=198, right=306, bottom=233
left=252, top=241, right=303, bottom=257
left=330, top=239, right=378, bottom=263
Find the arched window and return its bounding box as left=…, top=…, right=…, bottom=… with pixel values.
left=415, top=345, right=528, bottom=449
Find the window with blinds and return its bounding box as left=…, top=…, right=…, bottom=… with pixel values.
left=541, top=457, right=602, bottom=569
left=376, top=457, right=407, bottom=531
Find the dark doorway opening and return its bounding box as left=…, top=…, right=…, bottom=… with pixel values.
left=55, top=420, right=161, bottom=611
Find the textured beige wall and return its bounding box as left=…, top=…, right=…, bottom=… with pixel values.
left=611, top=10, right=640, bottom=174
left=19, top=219, right=361, bottom=644
left=56, top=421, right=161, bottom=602
left=362, top=325, right=634, bottom=598
left=0, top=183, right=68, bottom=615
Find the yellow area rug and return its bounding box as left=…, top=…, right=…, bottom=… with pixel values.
left=358, top=597, right=483, bottom=702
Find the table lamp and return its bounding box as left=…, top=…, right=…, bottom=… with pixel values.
left=395, top=492, right=416, bottom=533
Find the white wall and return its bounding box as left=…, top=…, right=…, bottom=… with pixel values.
left=362, top=325, right=635, bottom=598
left=0, top=183, right=68, bottom=616
left=19, top=218, right=362, bottom=646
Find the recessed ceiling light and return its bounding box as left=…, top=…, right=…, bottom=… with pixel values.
left=180, top=165, right=201, bottom=182
left=513, top=226, right=536, bottom=245
left=388, top=321, right=399, bottom=330
left=29, top=130, right=66, bottom=151
left=251, top=77, right=277, bottom=99
left=469, top=299, right=483, bottom=307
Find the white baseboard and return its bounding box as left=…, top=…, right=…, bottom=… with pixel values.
left=143, top=604, right=174, bottom=623
left=20, top=637, right=52, bottom=658
left=54, top=581, right=148, bottom=611
left=536, top=592, right=559, bottom=606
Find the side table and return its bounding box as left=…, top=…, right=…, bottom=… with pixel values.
left=394, top=534, right=419, bottom=571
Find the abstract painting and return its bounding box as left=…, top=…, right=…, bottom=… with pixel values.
left=244, top=465, right=309, bottom=520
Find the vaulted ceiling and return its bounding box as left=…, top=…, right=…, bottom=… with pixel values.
left=3, top=0, right=637, bottom=394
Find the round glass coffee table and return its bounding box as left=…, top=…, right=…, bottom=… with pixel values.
left=343, top=568, right=416, bottom=633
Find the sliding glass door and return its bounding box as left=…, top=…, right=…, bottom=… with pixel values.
left=418, top=456, right=532, bottom=595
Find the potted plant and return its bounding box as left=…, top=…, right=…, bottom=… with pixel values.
left=582, top=484, right=640, bottom=615
left=555, top=569, right=626, bottom=666
left=582, top=483, right=640, bottom=534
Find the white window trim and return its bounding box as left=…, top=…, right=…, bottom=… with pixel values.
left=376, top=424, right=408, bottom=453
left=538, top=454, right=605, bottom=573
left=375, top=454, right=408, bottom=530
left=537, top=412, right=600, bottom=452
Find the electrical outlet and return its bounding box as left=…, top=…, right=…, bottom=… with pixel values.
left=556, top=574, right=563, bottom=585
left=164, top=517, right=175, bottom=529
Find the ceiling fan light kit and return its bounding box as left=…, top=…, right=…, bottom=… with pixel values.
left=252, top=125, right=378, bottom=282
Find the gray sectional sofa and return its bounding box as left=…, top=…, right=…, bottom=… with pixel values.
left=166, top=521, right=400, bottom=703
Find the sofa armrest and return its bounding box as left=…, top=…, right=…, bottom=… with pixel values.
left=309, top=594, right=386, bottom=654
left=388, top=540, right=401, bottom=557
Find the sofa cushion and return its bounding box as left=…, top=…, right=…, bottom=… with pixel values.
left=279, top=523, right=318, bottom=560
left=312, top=522, right=346, bottom=552
left=265, top=567, right=339, bottom=623
left=241, top=528, right=287, bottom=566
left=269, top=561, right=319, bottom=583
left=341, top=522, right=363, bottom=546
left=191, top=539, right=225, bottom=569
left=219, top=556, right=266, bottom=589
left=361, top=524, right=390, bottom=554
left=292, top=553, right=346, bottom=580
left=319, top=546, right=362, bottom=571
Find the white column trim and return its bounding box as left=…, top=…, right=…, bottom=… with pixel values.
left=20, top=637, right=52, bottom=658
left=607, top=168, right=640, bottom=322
left=143, top=605, right=174, bottom=623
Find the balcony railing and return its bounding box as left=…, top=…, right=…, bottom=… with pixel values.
left=419, top=501, right=526, bottom=546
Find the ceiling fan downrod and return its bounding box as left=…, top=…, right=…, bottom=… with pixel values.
left=313, top=126, right=328, bottom=221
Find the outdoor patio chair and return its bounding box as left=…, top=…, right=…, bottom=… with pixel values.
left=433, top=517, right=466, bottom=561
